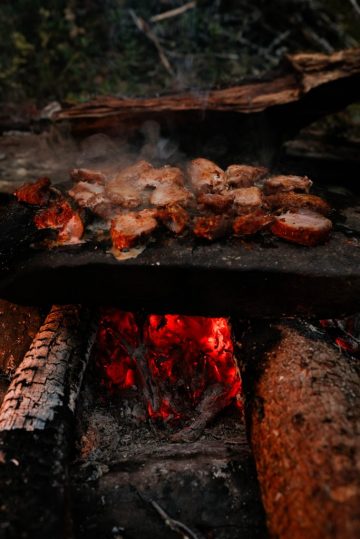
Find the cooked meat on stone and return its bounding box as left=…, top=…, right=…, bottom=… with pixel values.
left=110, top=209, right=158, bottom=250
left=193, top=215, right=231, bottom=241
left=225, top=164, right=268, bottom=188
left=265, top=192, right=331, bottom=215
left=150, top=182, right=192, bottom=207
left=105, top=180, right=143, bottom=209
left=158, top=204, right=189, bottom=234
left=114, top=160, right=153, bottom=182
left=69, top=181, right=107, bottom=210
left=188, top=158, right=226, bottom=194
left=70, top=168, right=107, bottom=184
left=263, top=175, right=313, bottom=195
left=34, top=199, right=84, bottom=244
left=15, top=177, right=51, bottom=206
left=271, top=210, right=332, bottom=246
left=137, top=166, right=185, bottom=189
left=233, top=210, right=274, bottom=236
left=197, top=193, right=233, bottom=213
left=232, top=187, right=263, bottom=214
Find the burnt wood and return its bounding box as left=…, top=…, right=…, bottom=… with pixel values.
left=235, top=320, right=360, bottom=539
left=0, top=305, right=97, bottom=539
left=0, top=299, right=43, bottom=403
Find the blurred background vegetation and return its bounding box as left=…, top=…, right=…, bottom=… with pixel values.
left=0, top=0, right=359, bottom=104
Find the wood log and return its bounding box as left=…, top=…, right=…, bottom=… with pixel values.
left=0, top=299, right=43, bottom=404
left=235, top=320, right=360, bottom=539
left=56, top=49, right=360, bottom=136
left=0, top=304, right=97, bottom=539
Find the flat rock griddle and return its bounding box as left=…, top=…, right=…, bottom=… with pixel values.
left=0, top=194, right=359, bottom=317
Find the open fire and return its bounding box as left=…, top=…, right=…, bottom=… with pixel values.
left=96, top=309, right=242, bottom=436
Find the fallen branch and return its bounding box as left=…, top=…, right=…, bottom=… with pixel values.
left=129, top=9, right=174, bottom=76
left=150, top=2, right=196, bottom=23
left=55, top=48, right=360, bottom=137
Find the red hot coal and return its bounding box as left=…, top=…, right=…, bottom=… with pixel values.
left=96, top=308, right=242, bottom=428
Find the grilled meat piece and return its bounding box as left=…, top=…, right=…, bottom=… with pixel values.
left=271, top=210, right=332, bottom=246
left=110, top=209, right=158, bottom=250
left=70, top=168, right=107, bottom=184
left=263, top=175, right=312, bottom=195
left=105, top=180, right=143, bottom=209
left=232, top=187, right=263, bottom=214
left=115, top=160, right=153, bottom=182
left=225, top=164, right=268, bottom=188
left=158, top=204, right=189, bottom=234
left=265, top=192, right=331, bottom=215
left=188, top=158, right=226, bottom=194
left=34, top=199, right=84, bottom=244
left=197, top=192, right=233, bottom=213
left=137, top=166, right=185, bottom=189
left=150, top=182, right=192, bottom=207
left=14, top=177, right=51, bottom=206
left=193, top=215, right=231, bottom=241
left=233, top=210, right=273, bottom=236
left=69, top=181, right=107, bottom=210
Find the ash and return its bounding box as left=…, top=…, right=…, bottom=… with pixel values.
left=70, top=367, right=267, bottom=539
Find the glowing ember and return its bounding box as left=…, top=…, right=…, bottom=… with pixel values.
left=96, top=309, right=242, bottom=429
left=320, top=317, right=360, bottom=359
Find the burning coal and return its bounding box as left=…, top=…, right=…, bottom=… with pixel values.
left=96, top=309, right=241, bottom=438
left=320, top=316, right=360, bottom=359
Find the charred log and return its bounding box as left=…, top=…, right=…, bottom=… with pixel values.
left=0, top=304, right=97, bottom=539
left=235, top=320, right=360, bottom=539
left=0, top=299, right=43, bottom=403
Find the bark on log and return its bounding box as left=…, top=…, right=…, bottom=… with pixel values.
left=0, top=299, right=43, bottom=404
left=56, top=49, right=360, bottom=135
left=235, top=320, right=360, bottom=539
left=0, top=304, right=97, bottom=539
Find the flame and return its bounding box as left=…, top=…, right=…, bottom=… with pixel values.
left=96, top=309, right=241, bottom=423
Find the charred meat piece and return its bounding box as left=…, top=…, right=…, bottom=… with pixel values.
left=14, top=177, right=51, bottom=206
left=263, top=175, right=312, bottom=195
left=271, top=210, right=332, bottom=246
left=34, top=199, right=84, bottom=244
left=70, top=168, right=107, bottom=184
left=265, top=192, right=331, bottom=215
left=225, top=164, right=268, bottom=188
left=197, top=192, right=233, bottom=213
left=188, top=158, right=225, bottom=194
left=233, top=210, right=273, bottom=236
left=158, top=204, right=189, bottom=234
left=150, top=182, right=192, bottom=207
left=232, top=187, right=263, bottom=214
left=193, top=215, right=231, bottom=241
left=110, top=209, right=158, bottom=250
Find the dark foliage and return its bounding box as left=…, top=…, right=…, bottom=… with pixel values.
left=0, top=0, right=358, bottom=102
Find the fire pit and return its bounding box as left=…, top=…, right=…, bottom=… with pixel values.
left=0, top=46, right=359, bottom=539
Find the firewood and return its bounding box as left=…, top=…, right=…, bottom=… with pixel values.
left=0, top=304, right=97, bottom=539
left=235, top=320, right=360, bottom=539
left=56, top=49, right=360, bottom=135
left=0, top=299, right=43, bottom=403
